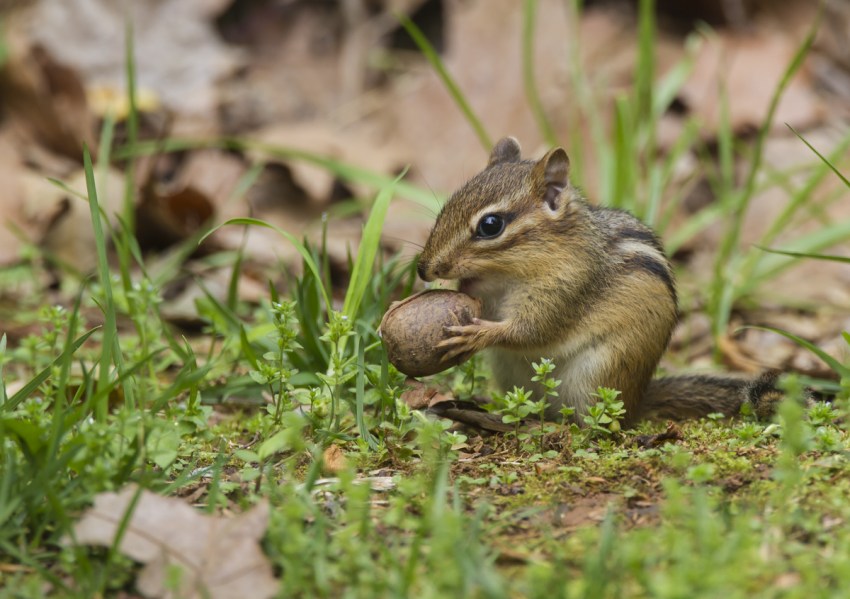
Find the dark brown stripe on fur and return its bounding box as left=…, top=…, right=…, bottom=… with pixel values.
left=623, top=253, right=676, bottom=299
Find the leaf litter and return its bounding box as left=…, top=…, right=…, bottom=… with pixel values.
left=67, top=485, right=278, bottom=599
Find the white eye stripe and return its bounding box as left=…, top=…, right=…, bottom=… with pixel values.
left=616, top=240, right=668, bottom=266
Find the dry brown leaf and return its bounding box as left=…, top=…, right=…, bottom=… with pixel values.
left=374, top=0, right=559, bottom=193
left=158, top=265, right=269, bottom=327
left=813, top=0, right=850, bottom=104
left=69, top=485, right=278, bottom=599
left=136, top=185, right=215, bottom=252
left=209, top=224, right=304, bottom=271
left=250, top=122, right=402, bottom=206
left=718, top=333, right=769, bottom=373
left=552, top=493, right=619, bottom=530
left=633, top=422, right=684, bottom=449
left=173, top=150, right=248, bottom=215
left=321, top=445, right=349, bottom=476
left=29, top=0, right=241, bottom=118
left=134, top=149, right=253, bottom=252
left=679, top=28, right=824, bottom=136
left=0, top=131, right=30, bottom=266
left=20, top=167, right=125, bottom=274
left=400, top=379, right=453, bottom=410
left=0, top=16, right=95, bottom=160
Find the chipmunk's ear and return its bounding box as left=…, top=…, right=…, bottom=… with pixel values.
left=487, top=137, right=522, bottom=167
left=534, top=147, right=570, bottom=211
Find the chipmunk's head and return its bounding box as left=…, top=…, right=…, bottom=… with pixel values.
left=417, top=137, right=582, bottom=284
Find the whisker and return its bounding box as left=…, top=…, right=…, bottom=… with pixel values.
left=382, top=235, right=425, bottom=250
left=405, top=202, right=440, bottom=219
left=417, top=174, right=446, bottom=217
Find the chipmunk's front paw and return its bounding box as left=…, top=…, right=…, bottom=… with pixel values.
left=437, top=319, right=499, bottom=362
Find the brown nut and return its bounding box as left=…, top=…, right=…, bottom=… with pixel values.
left=379, top=290, right=482, bottom=377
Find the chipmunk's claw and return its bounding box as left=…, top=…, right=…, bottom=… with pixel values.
left=437, top=319, right=494, bottom=363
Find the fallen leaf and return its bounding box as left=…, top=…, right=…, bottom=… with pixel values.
left=29, top=0, right=241, bottom=118
left=173, top=150, right=249, bottom=216
left=552, top=493, right=619, bottom=529
left=718, top=333, right=769, bottom=373
left=244, top=162, right=312, bottom=215
left=400, top=379, right=453, bottom=410
left=632, top=422, right=684, bottom=449
left=250, top=121, right=403, bottom=205
left=158, top=266, right=269, bottom=327
left=679, top=28, right=824, bottom=137
left=216, top=3, right=345, bottom=131
left=321, top=445, right=349, bottom=476
left=136, top=184, right=215, bottom=252
left=0, top=15, right=95, bottom=159
left=814, top=0, right=850, bottom=102
left=21, top=167, right=125, bottom=274
left=0, top=131, right=30, bottom=266
left=68, top=485, right=278, bottom=599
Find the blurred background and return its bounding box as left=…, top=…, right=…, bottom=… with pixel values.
left=0, top=0, right=848, bottom=374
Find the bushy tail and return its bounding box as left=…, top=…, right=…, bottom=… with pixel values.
left=638, top=371, right=783, bottom=421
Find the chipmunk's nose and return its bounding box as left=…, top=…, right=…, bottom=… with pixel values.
left=416, top=259, right=429, bottom=281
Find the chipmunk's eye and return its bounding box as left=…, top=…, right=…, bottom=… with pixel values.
left=475, top=214, right=505, bottom=239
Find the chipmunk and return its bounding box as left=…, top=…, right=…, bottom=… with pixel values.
left=417, top=137, right=781, bottom=426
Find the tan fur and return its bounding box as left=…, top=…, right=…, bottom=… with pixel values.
left=417, top=138, right=778, bottom=425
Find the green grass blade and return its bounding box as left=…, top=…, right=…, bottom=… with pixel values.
left=611, top=96, right=635, bottom=211
left=522, top=0, right=557, bottom=146
left=756, top=247, right=850, bottom=264
left=746, top=325, right=850, bottom=379
left=122, top=17, right=138, bottom=237
left=355, top=337, right=377, bottom=450
left=116, top=137, right=439, bottom=207
left=788, top=125, right=850, bottom=189
left=2, top=328, right=98, bottom=412
left=654, top=120, right=701, bottom=233
left=51, top=285, right=85, bottom=414
left=96, top=112, right=116, bottom=198
left=200, top=217, right=332, bottom=313
left=744, top=218, right=850, bottom=290
left=710, top=16, right=817, bottom=338
left=755, top=133, right=850, bottom=250
left=342, top=173, right=401, bottom=320
left=239, top=325, right=260, bottom=370
left=0, top=335, right=6, bottom=406
left=652, top=34, right=699, bottom=118
left=86, top=349, right=167, bottom=414
left=47, top=178, right=103, bottom=208
left=635, top=0, right=656, bottom=125
left=83, top=146, right=120, bottom=420
left=397, top=13, right=492, bottom=150
left=227, top=226, right=249, bottom=312
left=150, top=362, right=213, bottom=414
left=196, top=278, right=243, bottom=332
left=732, top=130, right=850, bottom=291
left=99, top=485, right=144, bottom=595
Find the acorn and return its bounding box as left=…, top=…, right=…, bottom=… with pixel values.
left=379, top=290, right=482, bottom=377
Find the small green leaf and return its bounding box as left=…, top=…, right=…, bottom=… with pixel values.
left=257, top=431, right=289, bottom=461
